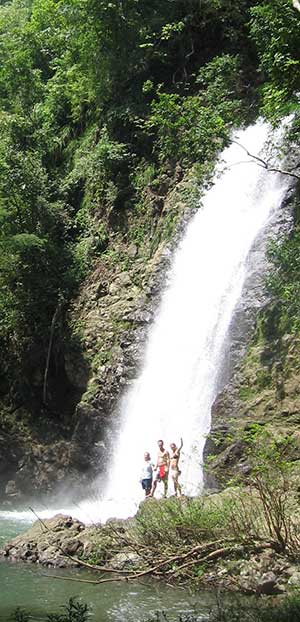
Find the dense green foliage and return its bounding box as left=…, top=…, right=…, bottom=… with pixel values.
left=249, top=0, right=300, bottom=120
left=0, top=0, right=300, bottom=414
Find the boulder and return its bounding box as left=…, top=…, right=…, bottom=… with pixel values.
left=2, top=514, right=85, bottom=568
left=109, top=551, right=142, bottom=570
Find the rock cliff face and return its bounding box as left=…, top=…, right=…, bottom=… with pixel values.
left=0, top=169, right=199, bottom=503
left=204, top=190, right=300, bottom=488
left=205, top=331, right=300, bottom=486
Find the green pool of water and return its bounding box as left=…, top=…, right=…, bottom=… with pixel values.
left=0, top=516, right=214, bottom=621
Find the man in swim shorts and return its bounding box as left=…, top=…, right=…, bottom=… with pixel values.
left=150, top=439, right=170, bottom=498
left=170, top=438, right=183, bottom=496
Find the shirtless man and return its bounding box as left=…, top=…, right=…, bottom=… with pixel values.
left=170, top=438, right=183, bottom=496
left=150, top=439, right=170, bottom=498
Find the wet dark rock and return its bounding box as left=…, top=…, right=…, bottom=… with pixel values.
left=63, top=538, right=84, bottom=555
left=13, top=442, right=71, bottom=497
left=0, top=434, right=23, bottom=496
left=64, top=352, right=89, bottom=390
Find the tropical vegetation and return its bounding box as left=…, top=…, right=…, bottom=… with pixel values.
left=0, top=0, right=299, bottom=420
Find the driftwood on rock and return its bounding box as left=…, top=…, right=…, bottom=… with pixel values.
left=46, top=540, right=274, bottom=586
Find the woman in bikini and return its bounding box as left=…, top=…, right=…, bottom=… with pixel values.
left=170, top=438, right=183, bottom=496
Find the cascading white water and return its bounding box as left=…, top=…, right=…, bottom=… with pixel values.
left=0, top=119, right=291, bottom=526
left=94, top=119, right=290, bottom=522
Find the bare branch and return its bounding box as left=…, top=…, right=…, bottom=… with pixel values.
left=230, top=139, right=300, bottom=181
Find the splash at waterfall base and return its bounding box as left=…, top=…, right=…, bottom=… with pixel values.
left=3, top=470, right=300, bottom=597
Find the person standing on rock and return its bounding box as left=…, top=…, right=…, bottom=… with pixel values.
left=140, top=452, right=154, bottom=497
left=170, top=438, right=183, bottom=496
left=150, top=439, right=170, bottom=498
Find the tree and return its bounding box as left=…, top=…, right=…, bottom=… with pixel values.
left=250, top=0, right=300, bottom=119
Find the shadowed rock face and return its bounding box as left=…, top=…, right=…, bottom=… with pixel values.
left=0, top=435, right=23, bottom=495
left=0, top=171, right=195, bottom=503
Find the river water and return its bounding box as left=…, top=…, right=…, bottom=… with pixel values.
left=0, top=561, right=214, bottom=621
left=0, top=519, right=215, bottom=621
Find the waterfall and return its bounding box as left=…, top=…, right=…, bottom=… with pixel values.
left=0, top=120, right=291, bottom=526
left=92, top=119, right=290, bottom=522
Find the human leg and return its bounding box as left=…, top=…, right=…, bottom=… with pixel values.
left=149, top=471, right=160, bottom=497
left=141, top=479, right=149, bottom=497
left=172, top=470, right=182, bottom=496
left=145, top=478, right=152, bottom=496
left=162, top=473, right=168, bottom=498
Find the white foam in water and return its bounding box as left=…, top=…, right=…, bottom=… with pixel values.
left=0, top=120, right=291, bottom=526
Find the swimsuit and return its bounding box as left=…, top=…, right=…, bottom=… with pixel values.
left=159, top=465, right=165, bottom=479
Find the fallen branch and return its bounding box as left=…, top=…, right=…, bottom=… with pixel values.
left=45, top=574, right=130, bottom=585
left=41, top=543, right=245, bottom=586
left=167, top=542, right=273, bottom=577
left=169, top=545, right=244, bottom=576
left=29, top=508, right=274, bottom=588
left=41, top=539, right=236, bottom=586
